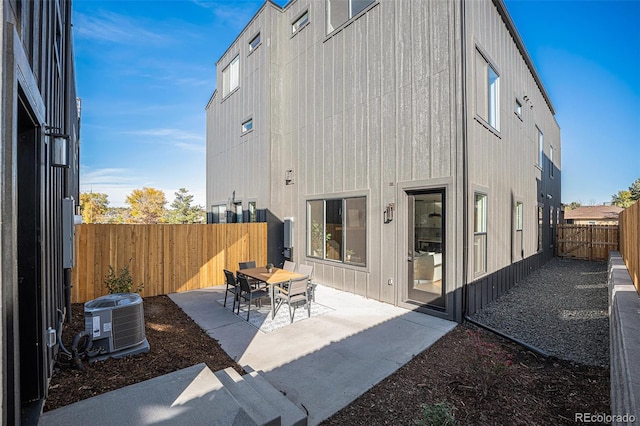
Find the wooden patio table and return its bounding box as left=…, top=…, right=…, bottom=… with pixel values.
left=237, top=267, right=309, bottom=318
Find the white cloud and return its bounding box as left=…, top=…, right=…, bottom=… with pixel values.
left=74, top=11, right=168, bottom=45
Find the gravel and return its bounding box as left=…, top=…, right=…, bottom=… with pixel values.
left=469, top=257, right=609, bottom=367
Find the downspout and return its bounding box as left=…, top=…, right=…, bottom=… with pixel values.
left=460, top=0, right=469, bottom=320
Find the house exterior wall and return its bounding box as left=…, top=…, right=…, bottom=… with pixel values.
left=1, top=0, right=80, bottom=423
left=206, top=0, right=559, bottom=323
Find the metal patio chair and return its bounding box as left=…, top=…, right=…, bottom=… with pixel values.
left=237, top=275, right=270, bottom=321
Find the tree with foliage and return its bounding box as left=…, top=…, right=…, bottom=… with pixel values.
left=125, top=187, right=167, bottom=224
left=611, top=177, right=640, bottom=208
left=166, top=188, right=204, bottom=224
left=563, top=201, right=581, bottom=211
left=80, top=192, right=109, bottom=223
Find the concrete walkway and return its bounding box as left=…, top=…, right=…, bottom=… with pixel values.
left=169, top=285, right=456, bottom=425
left=39, top=285, right=456, bottom=425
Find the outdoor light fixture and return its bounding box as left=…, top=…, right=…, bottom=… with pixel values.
left=285, top=169, right=294, bottom=185
left=45, top=127, right=70, bottom=168
left=384, top=203, right=395, bottom=224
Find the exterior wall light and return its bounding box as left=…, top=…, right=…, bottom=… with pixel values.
left=384, top=203, right=395, bottom=223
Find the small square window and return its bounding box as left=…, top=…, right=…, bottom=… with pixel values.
left=249, top=33, right=261, bottom=52
left=292, top=11, right=309, bottom=34
left=242, top=118, right=253, bottom=133
left=515, top=99, right=522, bottom=117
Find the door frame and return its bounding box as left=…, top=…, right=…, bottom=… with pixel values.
left=396, top=178, right=456, bottom=321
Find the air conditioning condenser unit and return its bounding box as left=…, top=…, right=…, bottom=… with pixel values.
left=84, top=293, right=150, bottom=361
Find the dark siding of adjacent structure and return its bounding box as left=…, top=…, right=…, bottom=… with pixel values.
left=1, top=1, right=80, bottom=423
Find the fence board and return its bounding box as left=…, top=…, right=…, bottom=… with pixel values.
left=556, top=224, right=618, bottom=261
left=71, top=223, right=268, bottom=303
left=619, top=202, right=640, bottom=292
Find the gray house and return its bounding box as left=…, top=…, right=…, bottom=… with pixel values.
left=1, top=0, right=80, bottom=423
left=206, top=0, right=560, bottom=323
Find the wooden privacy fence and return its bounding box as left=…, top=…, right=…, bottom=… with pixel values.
left=556, top=224, right=619, bottom=261
left=619, top=201, right=640, bottom=292
left=71, top=223, right=267, bottom=303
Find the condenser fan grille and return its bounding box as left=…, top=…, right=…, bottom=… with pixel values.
left=112, top=303, right=145, bottom=350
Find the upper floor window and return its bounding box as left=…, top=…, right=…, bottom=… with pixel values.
left=475, top=49, right=500, bottom=131
left=549, top=145, right=554, bottom=177
left=537, top=127, right=544, bottom=168
left=242, top=118, right=253, bottom=134
left=222, top=55, right=239, bottom=97
left=212, top=204, right=227, bottom=223
left=249, top=33, right=261, bottom=52
left=326, top=0, right=375, bottom=33
left=515, top=98, right=523, bottom=118
left=292, top=11, right=309, bottom=34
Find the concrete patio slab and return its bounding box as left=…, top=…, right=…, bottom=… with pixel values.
left=169, top=285, right=456, bottom=425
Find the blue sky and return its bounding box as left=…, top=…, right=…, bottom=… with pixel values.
left=74, top=0, right=640, bottom=208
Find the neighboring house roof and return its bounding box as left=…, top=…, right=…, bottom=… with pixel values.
left=564, top=205, right=624, bottom=220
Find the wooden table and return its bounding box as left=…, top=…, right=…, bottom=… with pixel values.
left=237, top=267, right=308, bottom=318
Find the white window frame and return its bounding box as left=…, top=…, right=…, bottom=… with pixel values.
left=475, top=48, right=500, bottom=132
left=248, top=33, right=261, bottom=52
left=222, top=55, right=239, bottom=97
left=515, top=98, right=523, bottom=118
left=537, top=127, right=544, bottom=169
left=242, top=118, right=253, bottom=134
left=515, top=201, right=523, bottom=231
left=473, top=192, right=488, bottom=275
left=292, top=11, right=309, bottom=34
left=326, top=0, right=375, bottom=34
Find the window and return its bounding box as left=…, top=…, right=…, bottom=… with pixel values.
left=307, top=197, right=366, bottom=266
left=242, top=118, right=253, bottom=133
left=248, top=201, right=257, bottom=222
left=249, top=33, right=261, bottom=52
left=326, top=0, right=374, bottom=33
left=537, top=127, right=544, bottom=168
left=516, top=202, right=523, bottom=231
left=475, top=49, right=500, bottom=130
left=550, top=206, right=555, bottom=248
left=537, top=206, right=543, bottom=251
left=549, top=145, right=554, bottom=177
left=515, top=98, right=522, bottom=117
left=212, top=205, right=227, bottom=223
left=473, top=193, right=487, bottom=275
left=222, top=55, right=239, bottom=97
left=292, top=11, right=309, bottom=34
left=235, top=202, right=243, bottom=223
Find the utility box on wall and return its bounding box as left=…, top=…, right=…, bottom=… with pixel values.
left=62, top=197, right=75, bottom=268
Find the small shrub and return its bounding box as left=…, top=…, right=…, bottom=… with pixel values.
left=415, top=401, right=458, bottom=426
left=104, top=261, right=144, bottom=294
left=466, top=329, right=514, bottom=397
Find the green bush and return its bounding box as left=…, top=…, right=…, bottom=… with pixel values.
left=415, top=401, right=458, bottom=426
left=104, top=261, right=144, bottom=294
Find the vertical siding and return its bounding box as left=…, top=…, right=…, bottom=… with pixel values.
left=464, top=0, right=560, bottom=278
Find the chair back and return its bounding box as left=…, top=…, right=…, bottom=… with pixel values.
left=239, top=261, right=257, bottom=270
left=288, top=278, right=308, bottom=297
left=283, top=260, right=297, bottom=272
left=224, top=269, right=237, bottom=286
left=297, top=264, right=313, bottom=279
left=237, top=275, right=252, bottom=293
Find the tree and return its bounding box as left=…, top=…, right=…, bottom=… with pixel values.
left=125, top=187, right=167, bottom=224
left=564, top=201, right=581, bottom=211
left=611, top=177, right=640, bottom=208
left=80, top=192, right=109, bottom=223
left=629, top=177, right=640, bottom=201
left=166, top=188, right=204, bottom=224
left=611, top=190, right=634, bottom=208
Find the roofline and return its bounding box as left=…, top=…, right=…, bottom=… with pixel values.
left=492, top=0, right=556, bottom=115
left=214, top=0, right=284, bottom=67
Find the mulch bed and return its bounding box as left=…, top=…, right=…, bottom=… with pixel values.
left=45, top=296, right=610, bottom=425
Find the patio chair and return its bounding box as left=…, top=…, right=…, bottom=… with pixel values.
left=223, top=269, right=240, bottom=312
left=272, top=277, right=310, bottom=323
left=238, top=261, right=261, bottom=288
left=297, top=264, right=316, bottom=301
left=237, top=275, right=270, bottom=321
left=283, top=260, right=297, bottom=272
